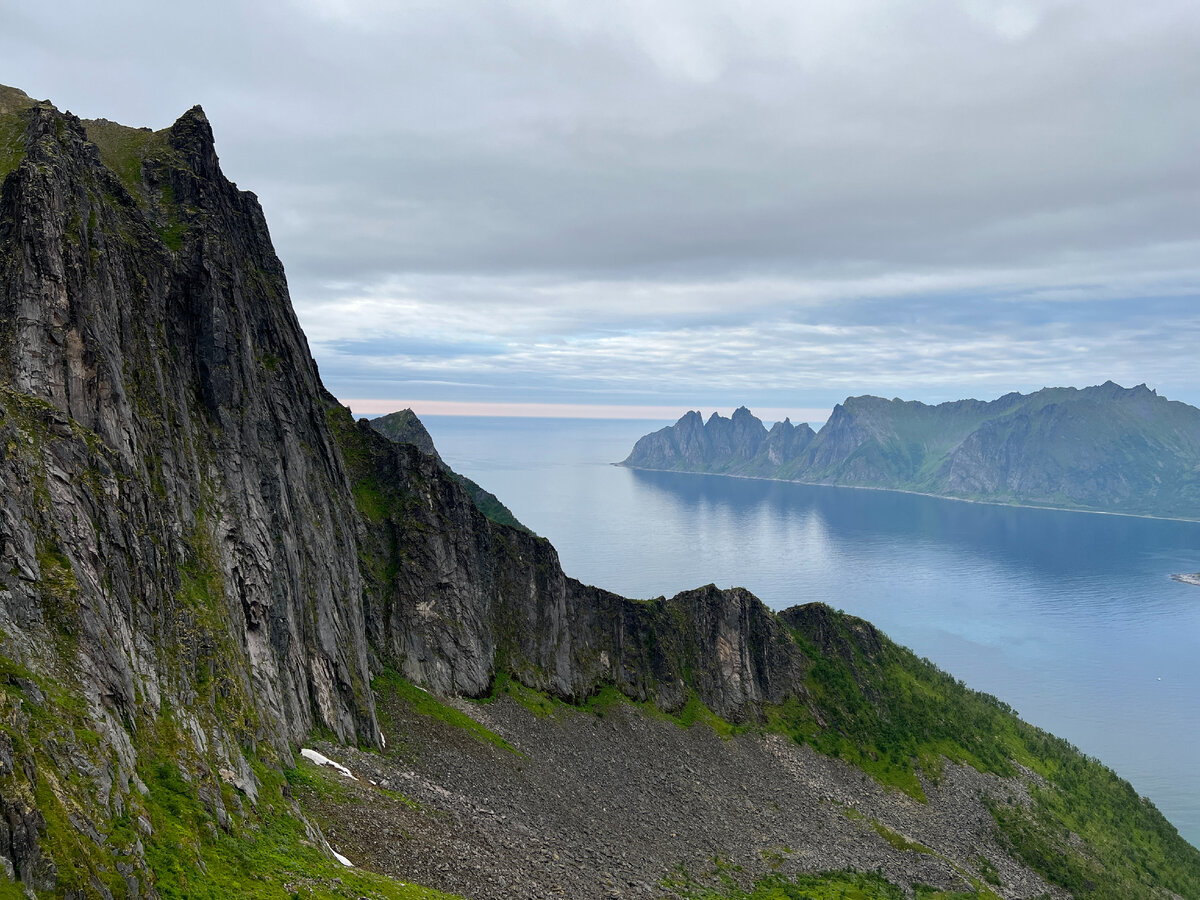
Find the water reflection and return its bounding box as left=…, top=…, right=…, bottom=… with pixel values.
left=629, top=468, right=1200, bottom=599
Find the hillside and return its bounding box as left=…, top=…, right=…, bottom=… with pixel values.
left=621, top=385, right=1200, bottom=519
left=367, top=408, right=528, bottom=531
left=0, top=84, right=1197, bottom=898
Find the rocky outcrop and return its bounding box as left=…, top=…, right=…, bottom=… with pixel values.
left=366, top=407, right=527, bottom=531
left=336, top=408, right=808, bottom=720
left=621, top=384, right=1200, bottom=518
left=368, top=408, right=442, bottom=461
left=622, top=407, right=816, bottom=475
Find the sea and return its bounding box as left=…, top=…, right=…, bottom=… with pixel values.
left=419, top=414, right=1200, bottom=849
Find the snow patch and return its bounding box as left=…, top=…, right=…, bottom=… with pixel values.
left=330, top=846, right=354, bottom=867
left=300, top=748, right=357, bottom=780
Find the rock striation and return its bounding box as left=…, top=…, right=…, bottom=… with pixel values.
left=621, top=385, right=1200, bottom=519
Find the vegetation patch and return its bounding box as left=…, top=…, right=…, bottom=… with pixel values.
left=661, top=860, right=1006, bottom=900
left=135, top=752, right=458, bottom=900
left=83, top=119, right=166, bottom=200
left=480, top=671, right=742, bottom=740
left=870, top=820, right=933, bottom=855
left=774, top=606, right=1200, bottom=899
left=0, top=105, right=29, bottom=178
left=374, top=670, right=518, bottom=754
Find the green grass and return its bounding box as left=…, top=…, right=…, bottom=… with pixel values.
left=771, top=607, right=1200, bottom=899
left=870, top=820, right=933, bottom=854
left=0, top=111, right=27, bottom=178
left=374, top=670, right=518, bottom=754
left=138, top=754, right=459, bottom=900
left=479, top=670, right=742, bottom=740
left=82, top=119, right=165, bottom=198
left=0, top=651, right=460, bottom=898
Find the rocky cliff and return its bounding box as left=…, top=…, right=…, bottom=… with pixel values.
left=0, top=84, right=827, bottom=897
left=621, top=385, right=1200, bottom=519
left=1, top=85, right=1199, bottom=899
left=622, top=406, right=816, bottom=476
left=366, top=408, right=526, bottom=531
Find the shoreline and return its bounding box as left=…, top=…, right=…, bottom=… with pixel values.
left=1171, top=573, right=1200, bottom=587
left=613, top=462, right=1200, bottom=525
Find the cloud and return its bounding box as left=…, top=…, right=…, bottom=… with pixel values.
left=3, top=0, right=1198, bottom=411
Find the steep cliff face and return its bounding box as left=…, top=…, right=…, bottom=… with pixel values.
left=335, top=408, right=807, bottom=719
left=0, top=88, right=816, bottom=894
left=622, top=384, right=1200, bottom=518
left=0, top=89, right=376, bottom=751
left=0, top=87, right=381, bottom=894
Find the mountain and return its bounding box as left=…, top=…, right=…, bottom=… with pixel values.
left=1, top=84, right=1198, bottom=898
left=366, top=408, right=527, bottom=531
left=621, top=385, right=1200, bottom=519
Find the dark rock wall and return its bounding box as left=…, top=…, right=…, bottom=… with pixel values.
left=0, top=100, right=376, bottom=759
left=335, top=410, right=810, bottom=722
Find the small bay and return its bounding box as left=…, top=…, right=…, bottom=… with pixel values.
left=422, top=414, right=1200, bottom=849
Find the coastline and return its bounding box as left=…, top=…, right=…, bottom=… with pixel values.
left=1171, top=573, right=1200, bottom=587
left=613, top=462, right=1200, bottom=525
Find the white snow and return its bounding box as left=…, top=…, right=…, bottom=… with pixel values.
left=300, top=748, right=357, bottom=780
left=330, top=847, right=354, bottom=867
left=380, top=730, right=387, bottom=748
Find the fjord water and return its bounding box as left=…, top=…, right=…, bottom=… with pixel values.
left=421, top=415, right=1200, bottom=848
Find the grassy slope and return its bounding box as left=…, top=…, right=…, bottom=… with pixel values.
left=773, top=609, right=1200, bottom=899
left=0, top=85, right=37, bottom=178
left=0, top=649, right=457, bottom=900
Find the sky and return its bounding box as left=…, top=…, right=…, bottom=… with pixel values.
left=3, top=0, right=1198, bottom=422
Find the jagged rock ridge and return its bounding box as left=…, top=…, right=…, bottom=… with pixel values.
left=621, top=385, right=1200, bottom=519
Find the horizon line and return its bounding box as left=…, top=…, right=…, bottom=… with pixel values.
left=339, top=398, right=834, bottom=423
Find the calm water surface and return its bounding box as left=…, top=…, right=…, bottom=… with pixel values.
left=421, top=415, right=1200, bottom=848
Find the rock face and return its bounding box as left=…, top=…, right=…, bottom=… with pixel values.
left=338, top=408, right=806, bottom=713
left=621, top=385, right=1200, bottom=518
left=0, top=86, right=816, bottom=894
left=368, top=408, right=442, bottom=461
left=365, top=407, right=527, bottom=531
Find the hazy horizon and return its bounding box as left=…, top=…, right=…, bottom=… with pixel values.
left=5, top=1, right=1197, bottom=412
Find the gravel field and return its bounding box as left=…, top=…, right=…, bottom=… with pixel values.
left=295, top=691, right=1064, bottom=899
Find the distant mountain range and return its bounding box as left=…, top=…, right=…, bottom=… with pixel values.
left=620, top=382, right=1200, bottom=519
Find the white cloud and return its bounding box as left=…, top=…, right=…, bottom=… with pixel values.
left=3, top=0, right=1198, bottom=411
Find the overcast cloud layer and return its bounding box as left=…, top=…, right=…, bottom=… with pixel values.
left=3, top=0, right=1198, bottom=418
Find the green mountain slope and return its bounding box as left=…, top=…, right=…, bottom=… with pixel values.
left=621, top=383, right=1200, bottom=519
